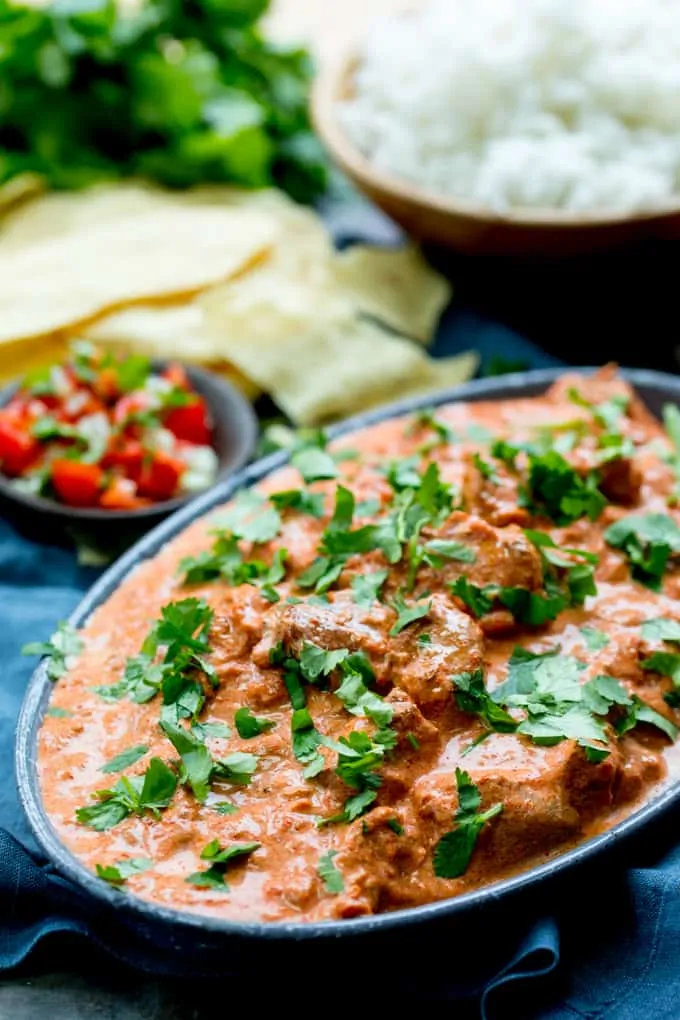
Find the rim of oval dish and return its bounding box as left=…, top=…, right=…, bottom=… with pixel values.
left=16, top=366, right=680, bottom=942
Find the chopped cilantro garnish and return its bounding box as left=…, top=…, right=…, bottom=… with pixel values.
left=351, top=569, right=389, bottom=609
left=406, top=732, right=420, bottom=750
left=450, top=576, right=565, bottom=626
left=567, top=388, right=629, bottom=431
left=662, top=404, right=680, bottom=504
left=389, top=591, right=432, bottom=635
left=642, top=618, right=680, bottom=642
left=422, top=540, right=476, bottom=565
left=524, top=530, right=598, bottom=607
left=410, top=408, right=456, bottom=445
left=433, top=769, right=503, bottom=879
left=615, top=696, right=678, bottom=742
left=192, top=721, right=232, bottom=741
left=95, top=599, right=216, bottom=722
left=319, top=729, right=394, bottom=826
left=386, top=818, right=405, bottom=836
left=317, top=850, right=344, bottom=894
left=23, top=622, right=83, bottom=681
left=212, top=490, right=282, bottom=544
left=292, top=447, right=339, bottom=484
left=291, top=707, right=325, bottom=778
left=234, top=707, right=275, bottom=739
left=418, top=633, right=432, bottom=646
left=160, top=719, right=257, bottom=802
left=605, top=513, right=680, bottom=589
left=46, top=706, right=72, bottom=718
left=472, top=452, right=500, bottom=483
left=580, top=626, right=610, bottom=651
left=95, top=857, right=153, bottom=886
left=100, top=745, right=148, bottom=774
left=452, top=670, right=517, bottom=733
left=76, top=757, right=178, bottom=831
left=212, top=801, right=238, bottom=815
left=269, top=489, right=326, bottom=518
left=522, top=451, right=607, bottom=525
left=186, top=839, right=260, bottom=891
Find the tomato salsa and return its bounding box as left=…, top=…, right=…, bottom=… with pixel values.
left=33, top=369, right=680, bottom=923
left=0, top=343, right=218, bottom=509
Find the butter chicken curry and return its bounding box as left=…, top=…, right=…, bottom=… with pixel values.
left=36, top=368, right=680, bottom=923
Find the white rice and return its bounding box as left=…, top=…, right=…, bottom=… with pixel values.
left=338, top=0, right=680, bottom=214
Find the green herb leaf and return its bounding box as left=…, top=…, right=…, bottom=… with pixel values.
left=23, top=622, right=83, bottom=681
left=580, top=626, right=610, bottom=651
left=433, top=769, right=503, bottom=878
left=292, top=447, right=339, bottom=484
left=160, top=719, right=213, bottom=802
left=350, top=569, right=389, bottom=608
left=213, top=490, right=281, bottom=544
left=389, top=592, right=432, bottom=635
left=452, top=670, right=518, bottom=733
left=317, top=850, right=344, bottom=894
left=234, top=706, right=275, bottom=739
left=641, top=618, right=680, bottom=643
left=95, top=857, right=153, bottom=885
left=472, top=452, right=500, bottom=483
left=100, top=745, right=148, bottom=774
left=269, top=489, right=325, bottom=518
left=186, top=839, right=260, bottom=891
left=423, top=540, right=476, bottom=565
left=522, top=451, right=607, bottom=525
left=605, top=513, right=680, bottom=589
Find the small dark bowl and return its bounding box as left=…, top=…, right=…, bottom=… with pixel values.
left=0, top=361, right=258, bottom=548
left=14, top=367, right=680, bottom=974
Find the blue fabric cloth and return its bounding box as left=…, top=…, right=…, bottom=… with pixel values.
left=0, top=262, right=674, bottom=1014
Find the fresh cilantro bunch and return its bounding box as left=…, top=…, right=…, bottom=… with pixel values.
left=0, top=0, right=326, bottom=201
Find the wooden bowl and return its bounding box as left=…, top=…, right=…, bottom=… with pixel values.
left=312, top=54, right=680, bottom=257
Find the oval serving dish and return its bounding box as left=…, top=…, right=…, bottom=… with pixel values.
left=16, top=368, right=680, bottom=964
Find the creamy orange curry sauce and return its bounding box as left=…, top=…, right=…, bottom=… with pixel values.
left=38, top=368, right=680, bottom=923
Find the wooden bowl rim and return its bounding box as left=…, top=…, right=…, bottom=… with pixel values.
left=312, top=51, right=680, bottom=232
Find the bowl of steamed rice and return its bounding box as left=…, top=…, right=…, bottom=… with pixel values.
left=312, top=0, right=680, bottom=255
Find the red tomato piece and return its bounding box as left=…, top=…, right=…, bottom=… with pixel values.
left=162, top=363, right=190, bottom=391
left=0, top=412, right=40, bottom=476
left=163, top=399, right=212, bottom=445
left=102, top=439, right=145, bottom=485
left=137, top=450, right=185, bottom=502
left=51, top=460, right=104, bottom=507
left=99, top=478, right=150, bottom=510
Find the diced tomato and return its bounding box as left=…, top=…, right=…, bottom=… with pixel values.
left=137, top=450, right=185, bottom=501
left=0, top=411, right=40, bottom=476
left=163, top=398, right=212, bottom=445
left=102, top=438, right=145, bottom=485
left=51, top=460, right=104, bottom=507
left=162, top=363, right=190, bottom=391
left=99, top=477, right=150, bottom=510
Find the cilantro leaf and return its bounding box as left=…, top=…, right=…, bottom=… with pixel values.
left=100, top=745, right=148, bottom=774
left=298, top=643, right=349, bottom=683
left=212, top=752, right=258, bottom=786
left=192, top=721, right=232, bottom=741
left=234, top=707, right=275, bottom=739
left=411, top=408, right=456, bottom=446
left=317, top=850, right=344, bottom=894
left=472, top=452, right=500, bottom=483
left=46, top=706, right=72, bottom=718
left=389, top=592, right=432, bottom=635
left=155, top=599, right=213, bottom=656
left=269, top=489, right=325, bottom=518
left=605, top=513, right=680, bottom=589
left=186, top=839, right=260, bottom=891
left=522, top=451, right=607, bottom=525
left=23, top=622, right=83, bottom=681
left=95, top=857, right=153, bottom=886
left=291, top=707, right=325, bottom=777
left=292, top=448, right=339, bottom=484
left=423, top=540, right=476, bottom=565
left=615, top=696, right=679, bottom=741
left=580, top=626, right=610, bottom=651
left=212, top=490, right=281, bottom=544
left=160, top=719, right=214, bottom=802
left=76, top=757, right=177, bottom=831
left=641, top=618, right=680, bottom=643
left=451, top=576, right=566, bottom=625
left=212, top=801, right=238, bottom=815
left=433, top=769, right=503, bottom=879
left=452, top=670, right=518, bottom=733
left=351, top=569, right=389, bottom=608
